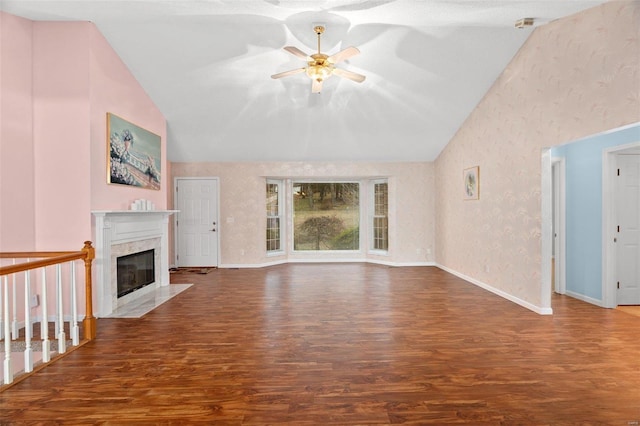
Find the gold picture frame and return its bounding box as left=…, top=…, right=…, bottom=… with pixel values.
left=107, top=113, right=161, bottom=190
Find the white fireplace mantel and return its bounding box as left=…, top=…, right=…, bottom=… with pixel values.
left=92, top=210, right=178, bottom=317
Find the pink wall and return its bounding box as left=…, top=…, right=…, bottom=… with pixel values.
left=0, top=13, right=167, bottom=252
left=0, top=13, right=35, bottom=251
left=32, top=22, right=93, bottom=250
left=434, top=1, right=640, bottom=310
left=89, top=25, right=167, bottom=212
left=1, top=12, right=167, bottom=321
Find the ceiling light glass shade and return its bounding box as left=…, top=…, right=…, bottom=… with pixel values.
left=306, top=64, right=333, bottom=82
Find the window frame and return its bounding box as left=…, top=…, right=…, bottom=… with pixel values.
left=370, top=179, right=389, bottom=254
left=266, top=179, right=284, bottom=255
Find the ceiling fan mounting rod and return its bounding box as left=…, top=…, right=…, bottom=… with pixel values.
left=314, top=25, right=325, bottom=54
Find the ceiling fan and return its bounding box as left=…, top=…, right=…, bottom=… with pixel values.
left=271, top=25, right=366, bottom=93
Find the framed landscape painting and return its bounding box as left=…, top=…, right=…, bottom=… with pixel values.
left=463, top=166, right=479, bottom=200
left=107, top=113, right=161, bottom=190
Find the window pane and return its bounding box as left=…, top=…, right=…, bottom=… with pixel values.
left=373, top=182, right=388, bottom=251
left=293, top=182, right=359, bottom=251
left=266, top=183, right=279, bottom=216
left=266, top=182, right=282, bottom=252
left=374, top=183, right=388, bottom=215
left=373, top=217, right=388, bottom=250
left=266, top=217, right=280, bottom=251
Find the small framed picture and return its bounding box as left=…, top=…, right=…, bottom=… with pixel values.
left=463, top=166, right=479, bottom=200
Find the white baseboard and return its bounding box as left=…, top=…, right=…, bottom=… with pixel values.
left=219, top=259, right=288, bottom=269
left=565, top=290, right=606, bottom=308
left=367, top=260, right=435, bottom=267
left=219, top=259, right=435, bottom=269
left=436, top=264, right=553, bottom=315
left=286, top=258, right=366, bottom=264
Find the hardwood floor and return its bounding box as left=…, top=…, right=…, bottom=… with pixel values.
left=617, top=305, right=640, bottom=318
left=1, top=264, right=639, bottom=424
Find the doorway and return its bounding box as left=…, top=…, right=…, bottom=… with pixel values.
left=542, top=151, right=565, bottom=313
left=174, top=177, right=220, bottom=267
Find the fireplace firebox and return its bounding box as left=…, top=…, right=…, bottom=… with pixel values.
left=117, top=249, right=155, bottom=298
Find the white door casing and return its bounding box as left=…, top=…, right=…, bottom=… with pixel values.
left=552, top=158, right=566, bottom=295
left=175, top=178, right=219, bottom=267
left=616, top=154, right=640, bottom=305
left=540, top=149, right=554, bottom=314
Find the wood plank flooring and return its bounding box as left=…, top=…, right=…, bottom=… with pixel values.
left=1, top=264, right=639, bottom=424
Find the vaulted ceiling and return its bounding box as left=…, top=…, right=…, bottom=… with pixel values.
left=2, top=1, right=605, bottom=162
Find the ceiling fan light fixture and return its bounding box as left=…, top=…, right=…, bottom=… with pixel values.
left=271, top=24, right=366, bottom=93
left=306, top=64, right=334, bottom=82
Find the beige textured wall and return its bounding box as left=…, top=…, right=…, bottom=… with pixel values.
left=171, top=161, right=434, bottom=266
left=434, top=1, right=640, bottom=308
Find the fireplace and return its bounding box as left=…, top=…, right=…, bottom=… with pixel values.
left=117, top=249, right=155, bottom=298
left=92, top=210, right=178, bottom=317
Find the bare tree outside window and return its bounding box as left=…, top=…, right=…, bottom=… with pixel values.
left=293, top=182, right=359, bottom=251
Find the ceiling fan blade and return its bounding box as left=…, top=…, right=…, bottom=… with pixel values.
left=271, top=68, right=306, bottom=79
left=311, top=79, right=323, bottom=94
left=333, top=68, right=366, bottom=83
left=328, top=46, right=360, bottom=64
left=284, top=46, right=311, bottom=60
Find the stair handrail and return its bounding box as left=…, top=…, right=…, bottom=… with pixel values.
left=0, top=241, right=96, bottom=340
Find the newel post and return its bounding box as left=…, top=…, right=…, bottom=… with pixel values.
left=81, top=241, right=97, bottom=340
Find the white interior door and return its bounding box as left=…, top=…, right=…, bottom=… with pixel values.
left=176, top=178, right=219, bottom=267
left=616, top=154, right=640, bottom=305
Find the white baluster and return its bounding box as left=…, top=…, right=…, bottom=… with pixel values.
left=56, top=264, right=66, bottom=354
left=0, top=272, right=3, bottom=341
left=24, top=269, right=33, bottom=373
left=41, top=267, right=50, bottom=363
left=28, top=258, right=34, bottom=338
left=70, top=261, right=79, bottom=346
left=3, top=275, right=13, bottom=384
left=54, top=272, right=59, bottom=338
left=11, top=260, right=18, bottom=340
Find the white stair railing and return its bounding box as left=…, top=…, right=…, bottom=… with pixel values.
left=0, top=242, right=96, bottom=387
